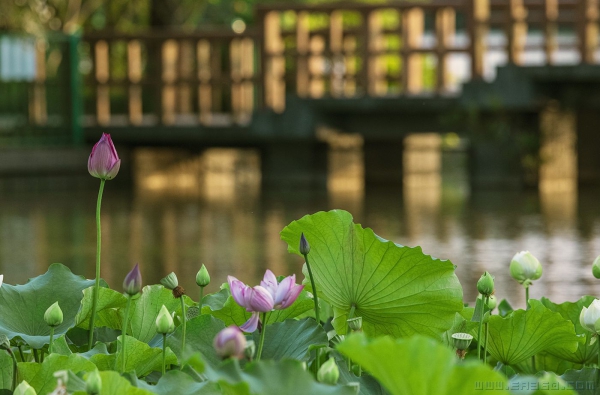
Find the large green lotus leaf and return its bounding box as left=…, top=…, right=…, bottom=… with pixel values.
left=280, top=210, right=464, bottom=337
left=201, top=287, right=314, bottom=328
left=129, top=285, right=180, bottom=343
left=539, top=296, right=597, bottom=364
left=166, top=315, right=226, bottom=366
left=75, top=286, right=127, bottom=330
left=561, top=368, right=600, bottom=395
left=18, top=354, right=95, bottom=394
left=0, top=350, right=13, bottom=391
left=0, top=263, right=95, bottom=348
left=508, top=373, right=577, bottom=395
left=338, top=367, right=388, bottom=395
left=71, top=371, right=154, bottom=395
left=251, top=318, right=327, bottom=361
left=337, top=333, right=510, bottom=395
left=206, top=358, right=356, bottom=395
left=90, top=335, right=177, bottom=377
left=514, top=352, right=582, bottom=376
left=136, top=370, right=221, bottom=395
left=485, top=300, right=579, bottom=366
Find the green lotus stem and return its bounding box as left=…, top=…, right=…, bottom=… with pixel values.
left=525, top=286, right=530, bottom=309
left=33, top=348, right=39, bottom=363
left=477, top=300, right=484, bottom=360
left=7, top=348, right=17, bottom=391
left=17, top=345, right=24, bottom=362
left=48, top=327, right=55, bottom=354
left=162, top=333, right=167, bottom=375
left=347, top=304, right=356, bottom=371
left=88, top=179, right=106, bottom=351
left=120, top=295, right=132, bottom=373
left=198, top=286, right=204, bottom=315
left=256, top=312, right=268, bottom=361
left=304, top=254, right=320, bottom=326
left=180, top=297, right=187, bottom=357
left=482, top=296, right=489, bottom=363
left=598, top=340, right=600, bottom=368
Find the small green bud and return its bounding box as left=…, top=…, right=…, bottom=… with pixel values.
left=451, top=332, right=473, bottom=351
left=14, top=381, right=37, bottom=395
left=477, top=294, right=497, bottom=311
left=196, top=264, right=210, bottom=287
left=155, top=305, right=175, bottom=334
left=85, top=369, right=102, bottom=395
left=44, top=302, right=63, bottom=327
left=476, top=271, right=494, bottom=297
left=593, top=255, right=600, bottom=279
left=299, top=233, right=310, bottom=255
left=510, top=251, right=542, bottom=286
left=244, top=340, right=256, bottom=360
left=161, top=272, right=179, bottom=290
left=347, top=317, right=362, bottom=332
left=317, top=358, right=339, bottom=385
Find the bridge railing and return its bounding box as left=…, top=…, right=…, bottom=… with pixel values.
left=82, top=30, right=259, bottom=127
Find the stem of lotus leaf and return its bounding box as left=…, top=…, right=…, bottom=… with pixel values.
left=597, top=338, right=599, bottom=368
left=525, top=286, right=530, bottom=310
left=121, top=295, right=132, bottom=373
left=17, top=345, right=24, bottom=362
left=180, top=296, right=187, bottom=361
left=162, top=333, right=167, bottom=375
left=88, top=179, right=106, bottom=351
left=7, top=348, right=17, bottom=391
left=33, top=348, right=39, bottom=363
left=347, top=304, right=356, bottom=371
left=483, top=296, right=489, bottom=364
left=477, top=298, right=484, bottom=360
left=198, top=286, right=204, bottom=315
left=256, top=312, right=268, bottom=361
left=304, top=254, right=320, bottom=326
left=48, top=327, right=55, bottom=354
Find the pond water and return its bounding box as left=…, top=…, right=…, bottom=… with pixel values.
left=1, top=147, right=600, bottom=310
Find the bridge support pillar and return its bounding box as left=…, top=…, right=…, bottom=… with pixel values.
left=261, top=142, right=328, bottom=189
left=363, top=140, right=404, bottom=185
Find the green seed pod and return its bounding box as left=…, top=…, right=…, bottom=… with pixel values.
left=317, top=358, right=339, bottom=385
left=161, top=272, right=179, bottom=290
left=451, top=332, right=473, bottom=351
left=155, top=305, right=175, bottom=334
left=14, top=381, right=37, bottom=395
left=476, top=271, right=494, bottom=297
left=85, top=369, right=102, bottom=395
left=196, top=264, right=210, bottom=287
left=44, top=302, right=63, bottom=327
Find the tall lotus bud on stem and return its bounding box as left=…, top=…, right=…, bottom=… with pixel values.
left=477, top=294, right=498, bottom=311
left=14, top=381, right=37, bottom=395
left=299, top=233, right=310, bottom=255
left=452, top=333, right=473, bottom=359
left=156, top=305, right=174, bottom=375
left=196, top=264, right=210, bottom=313
left=160, top=272, right=187, bottom=356
left=88, top=133, right=121, bottom=180
left=214, top=326, right=247, bottom=360
left=593, top=255, right=600, bottom=279
left=299, top=233, right=320, bottom=326
left=85, top=369, right=102, bottom=395
left=510, top=251, right=543, bottom=286
left=317, top=358, right=339, bottom=385
left=123, top=264, right=142, bottom=296
left=44, top=302, right=62, bottom=355
left=476, top=272, right=494, bottom=297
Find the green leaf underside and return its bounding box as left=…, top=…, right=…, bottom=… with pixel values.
left=337, top=333, right=510, bottom=395
left=485, top=300, right=579, bottom=366
left=0, top=350, right=13, bottom=391
left=18, top=354, right=96, bottom=394
left=251, top=318, right=327, bottom=361
left=540, top=296, right=597, bottom=364
left=509, top=372, right=577, bottom=395
left=73, top=371, right=154, bottom=395
left=137, top=370, right=222, bottom=395
left=166, top=315, right=226, bottom=366
left=561, top=368, right=600, bottom=395
left=201, top=288, right=314, bottom=328
left=281, top=210, right=463, bottom=338
left=75, top=286, right=127, bottom=330
left=0, top=263, right=95, bottom=349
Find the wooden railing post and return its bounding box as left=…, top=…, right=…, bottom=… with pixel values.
left=508, top=0, right=527, bottom=64
left=330, top=10, right=345, bottom=97
left=469, top=0, right=489, bottom=79
left=403, top=7, right=424, bottom=94
left=263, top=11, right=285, bottom=112
left=436, top=7, right=456, bottom=93
left=127, top=39, right=143, bottom=125
left=544, top=0, right=558, bottom=64
left=197, top=39, right=212, bottom=125
left=579, top=0, right=599, bottom=63
left=296, top=11, right=310, bottom=98
left=94, top=40, right=110, bottom=125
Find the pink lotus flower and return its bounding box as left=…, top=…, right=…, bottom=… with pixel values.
left=88, top=133, right=121, bottom=180
left=228, top=270, right=303, bottom=332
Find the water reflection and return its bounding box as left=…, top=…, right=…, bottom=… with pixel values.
left=1, top=144, right=599, bottom=310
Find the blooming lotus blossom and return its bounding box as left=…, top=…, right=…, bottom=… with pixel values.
left=228, top=270, right=304, bottom=332
left=88, top=133, right=121, bottom=180
left=580, top=299, right=600, bottom=334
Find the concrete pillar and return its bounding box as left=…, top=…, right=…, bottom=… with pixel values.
left=363, top=140, right=404, bottom=185
left=260, top=142, right=328, bottom=189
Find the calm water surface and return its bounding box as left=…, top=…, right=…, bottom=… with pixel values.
left=2, top=148, right=600, bottom=309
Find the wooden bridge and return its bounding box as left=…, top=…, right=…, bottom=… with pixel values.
left=2, top=0, right=600, bottom=187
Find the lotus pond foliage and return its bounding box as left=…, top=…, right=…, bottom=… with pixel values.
left=2, top=134, right=600, bottom=394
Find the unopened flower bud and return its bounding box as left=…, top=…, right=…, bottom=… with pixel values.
left=14, top=381, right=37, bottom=395
left=593, top=255, right=600, bottom=279
left=214, top=326, right=247, bottom=359
left=347, top=317, right=362, bottom=332
left=580, top=299, right=600, bottom=334
left=244, top=340, right=256, bottom=360
left=451, top=332, right=473, bottom=351
left=88, top=133, right=120, bottom=180
left=317, top=358, right=339, bottom=385
left=155, top=305, right=175, bottom=334
left=161, top=272, right=185, bottom=298
left=510, top=251, right=542, bottom=286
left=299, top=233, right=310, bottom=255
left=44, top=302, right=63, bottom=327
left=477, top=271, right=494, bottom=297
left=85, top=369, right=102, bottom=395
left=123, top=263, right=142, bottom=296
left=196, top=264, right=210, bottom=287
left=477, top=294, right=498, bottom=311
left=0, top=274, right=3, bottom=288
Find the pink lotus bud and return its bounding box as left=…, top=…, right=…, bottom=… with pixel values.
left=248, top=286, right=274, bottom=312
left=299, top=233, right=310, bottom=255
left=214, top=326, right=247, bottom=359
left=88, top=133, right=121, bottom=180
left=123, top=263, right=142, bottom=296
